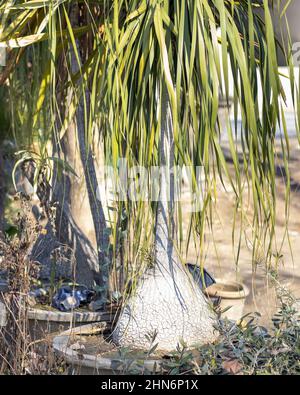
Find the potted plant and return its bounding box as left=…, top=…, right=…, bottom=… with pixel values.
left=0, top=0, right=293, bottom=358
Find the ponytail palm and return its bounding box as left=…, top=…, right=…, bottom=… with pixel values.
left=104, top=0, right=292, bottom=351
left=0, top=0, right=293, bottom=351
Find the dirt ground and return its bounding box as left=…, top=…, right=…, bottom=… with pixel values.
left=183, top=138, right=300, bottom=328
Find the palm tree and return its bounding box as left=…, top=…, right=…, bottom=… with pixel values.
left=104, top=0, right=293, bottom=351
left=112, top=82, right=218, bottom=351
left=0, top=0, right=294, bottom=351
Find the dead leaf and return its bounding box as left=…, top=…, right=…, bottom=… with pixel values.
left=222, top=359, right=243, bottom=375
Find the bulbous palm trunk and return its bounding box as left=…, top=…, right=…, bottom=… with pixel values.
left=113, top=86, right=217, bottom=352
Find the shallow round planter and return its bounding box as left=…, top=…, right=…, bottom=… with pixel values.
left=53, top=323, right=163, bottom=375
left=28, top=307, right=116, bottom=341
left=206, top=279, right=249, bottom=322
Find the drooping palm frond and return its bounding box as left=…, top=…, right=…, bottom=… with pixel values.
left=102, top=0, right=295, bottom=271
left=0, top=0, right=296, bottom=284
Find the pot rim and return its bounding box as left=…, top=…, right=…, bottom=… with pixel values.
left=205, top=279, right=249, bottom=299
left=28, top=308, right=115, bottom=323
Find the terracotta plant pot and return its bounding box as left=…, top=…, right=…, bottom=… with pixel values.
left=206, top=279, right=249, bottom=322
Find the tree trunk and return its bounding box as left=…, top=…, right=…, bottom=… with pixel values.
left=113, top=86, right=217, bottom=352
left=69, top=4, right=110, bottom=296
left=26, top=3, right=111, bottom=291
left=28, top=136, right=100, bottom=288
